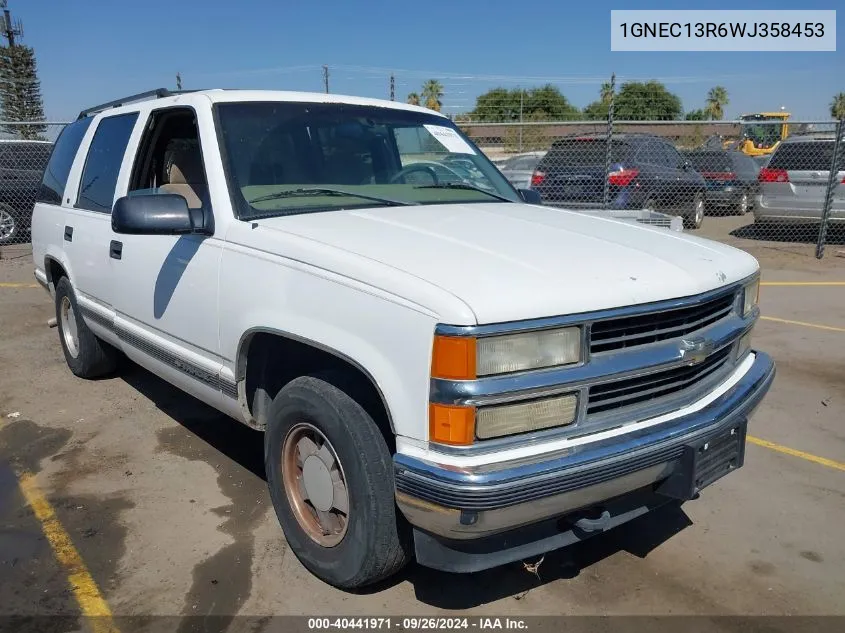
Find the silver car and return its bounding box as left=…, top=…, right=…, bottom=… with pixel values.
left=754, top=134, right=844, bottom=225
left=496, top=151, right=546, bottom=189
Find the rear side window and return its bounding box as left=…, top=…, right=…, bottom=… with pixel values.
left=769, top=142, right=835, bottom=171
left=37, top=118, right=93, bottom=205
left=77, top=113, right=139, bottom=213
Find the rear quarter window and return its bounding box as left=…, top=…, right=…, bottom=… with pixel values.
left=769, top=142, right=835, bottom=171
left=544, top=140, right=631, bottom=167
left=76, top=113, right=139, bottom=213
left=37, top=118, right=93, bottom=205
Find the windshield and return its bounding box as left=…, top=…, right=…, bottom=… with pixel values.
left=215, top=101, right=521, bottom=219
left=740, top=117, right=784, bottom=149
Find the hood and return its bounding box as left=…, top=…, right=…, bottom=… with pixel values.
left=254, top=203, right=759, bottom=325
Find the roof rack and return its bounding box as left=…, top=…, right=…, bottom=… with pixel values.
left=77, top=88, right=202, bottom=119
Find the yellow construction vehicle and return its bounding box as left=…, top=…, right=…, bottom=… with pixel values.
left=729, top=112, right=791, bottom=157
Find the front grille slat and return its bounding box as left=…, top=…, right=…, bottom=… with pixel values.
left=593, top=305, right=733, bottom=349
left=590, top=292, right=736, bottom=354
left=587, top=346, right=732, bottom=416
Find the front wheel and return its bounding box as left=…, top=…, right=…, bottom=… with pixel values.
left=264, top=375, right=410, bottom=589
left=684, top=193, right=705, bottom=230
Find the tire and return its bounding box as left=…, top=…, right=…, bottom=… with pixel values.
left=264, top=374, right=410, bottom=589
left=684, top=192, right=705, bottom=230
left=54, top=277, right=119, bottom=378
left=641, top=196, right=657, bottom=212
left=734, top=192, right=750, bottom=216
left=0, top=205, right=17, bottom=244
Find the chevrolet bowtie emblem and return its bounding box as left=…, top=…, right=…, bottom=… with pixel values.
left=680, top=337, right=715, bottom=365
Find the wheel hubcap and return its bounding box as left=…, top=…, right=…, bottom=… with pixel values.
left=695, top=199, right=704, bottom=223
left=740, top=194, right=748, bottom=213
left=60, top=296, right=80, bottom=358
left=281, top=423, right=349, bottom=547
left=0, top=209, right=14, bottom=240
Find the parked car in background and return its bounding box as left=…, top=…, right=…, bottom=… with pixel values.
left=681, top=150, right=761, bottom=216
left=0, top=139, right=53, bottom=244
left=754, top=133, right=844, bottom=226
left=531, top=134, right=708, bottom=229
left=496, top=151, right=546, bottom=189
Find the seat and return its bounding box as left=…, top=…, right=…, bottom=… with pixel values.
left=159, top=147, right=208, bottom=209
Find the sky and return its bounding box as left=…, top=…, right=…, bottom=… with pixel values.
left=14, top=0, right=844, bottom=123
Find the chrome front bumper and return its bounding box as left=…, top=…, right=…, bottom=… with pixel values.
left=394, top=351, right=775, bottom=545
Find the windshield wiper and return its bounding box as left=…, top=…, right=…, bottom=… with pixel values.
left=413, top=182, right=513, bottom=202
left=248, top=187, right=417, bottom=206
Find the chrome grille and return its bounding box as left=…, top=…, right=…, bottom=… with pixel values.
left=587, top=345, right=733, bottom=416
left=590, top=292, right=736, bottom=354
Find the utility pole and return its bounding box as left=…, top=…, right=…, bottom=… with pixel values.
left=176, top=72, right=182, bottom=91
left=322, top=65, right=330, bottom=94
left=519, top=88, right=524, bottom=152
left=0, top=1, right=24, bottom=47
left=389, top=73, right=395, bottom=101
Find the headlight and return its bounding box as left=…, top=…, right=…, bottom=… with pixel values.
left=476, top=328, right=582, bottom=376
left=431, top=327, right=582, bottom=380
left=742, top=279, right=760, bottom=317
left=476, top=392, right=578, bottom=440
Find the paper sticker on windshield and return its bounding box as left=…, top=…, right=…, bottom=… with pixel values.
left=423, top=125, right=476, bottom=155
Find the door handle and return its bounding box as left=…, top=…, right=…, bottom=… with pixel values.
left=109, top=240, right=123, bottom=260
left=64, top=226, right=73, bottom=242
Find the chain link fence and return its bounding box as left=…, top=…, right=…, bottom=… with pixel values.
left=1, top=116, right=843, bottom=259
left=0, top=122, right=68, bottom=255
left=467, top=117, right=845, bottom=258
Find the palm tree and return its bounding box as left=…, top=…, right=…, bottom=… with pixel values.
left=406, top=92, right=420, bottom=106
left=705, top=86, right=729, bottom=120
left=600, top=82, right=614, bottom=105
left=831, top=93, right=845, bottom=120
left=421, top=79, right=444, bottom=112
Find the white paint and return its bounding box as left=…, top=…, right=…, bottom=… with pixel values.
left=423, top=124, right=477, bottom=154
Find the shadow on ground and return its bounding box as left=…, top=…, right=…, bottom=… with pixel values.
left=731, top=221, right=844, bottom=246
left=120, top=361, right=693, bottom=609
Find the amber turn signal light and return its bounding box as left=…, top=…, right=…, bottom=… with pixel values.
left=431, top=335, right=476, bottom=380
left=429, top=403, right=475, bottom=446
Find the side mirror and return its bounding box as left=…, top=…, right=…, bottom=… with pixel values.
left=112, top=194, right=212, bottom=236
left=518, top=188, right=542, bottom=205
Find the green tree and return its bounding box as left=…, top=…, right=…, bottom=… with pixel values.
left=614, top=81, right=682, bottom=121
left=705, top=86, right=729, bottom=120
left=469, top=85, right=578, bottom=122
left=831, top=93, right=845, bottom=120
left=0, top=45, right=47, bottom=140
left=406, top=92, right=420, bottom=106
left=421, top=79, right=444, bottom=112
left=685, top=108, right=707, bottom=121
left=583, top=100, right=608, bottom=121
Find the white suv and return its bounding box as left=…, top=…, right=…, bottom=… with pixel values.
left=31, top=88, right=775, bottom=589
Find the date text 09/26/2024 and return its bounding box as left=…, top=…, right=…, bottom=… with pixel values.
left=307, top=618, right=528, bottom=631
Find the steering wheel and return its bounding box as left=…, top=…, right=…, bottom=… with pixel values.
left=390, top=163, right=441, bottom=185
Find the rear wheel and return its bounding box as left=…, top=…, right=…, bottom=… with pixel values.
left=265, top=374, right=410, bottom=589
left=54, top=277, right=119, bottom=378
left=684, top=193, right=705, bottom=230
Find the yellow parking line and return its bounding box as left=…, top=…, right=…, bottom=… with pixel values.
left=0, top=282, right=38, bottom=288
left=18, top=472, right=120, bottom=633
left=760, top=316, right=845, bottom=333
left=761, top=282, right=845, bottom=286
left=748, top=436, right=845, bottom=472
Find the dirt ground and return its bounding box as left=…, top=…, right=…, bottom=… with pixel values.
left=1, top=214, right=844, bottom=631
